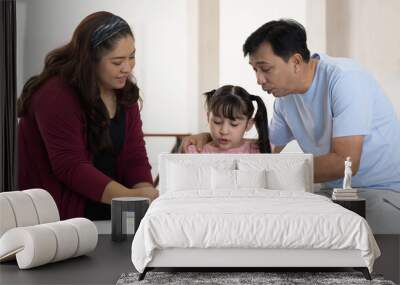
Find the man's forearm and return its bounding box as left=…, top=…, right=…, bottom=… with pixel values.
left=314, top=136, right=363, bottom=183
left=314, top=153, right=347, bottom=183
left=272, top=145, right=285, bottom=153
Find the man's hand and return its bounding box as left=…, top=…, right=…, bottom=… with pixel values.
left=179, top=132, right=212, bottom=153
left=272, top=144, right=285, bottom=153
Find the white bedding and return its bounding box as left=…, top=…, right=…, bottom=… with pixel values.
left=131, top=190, right=380, bottom=273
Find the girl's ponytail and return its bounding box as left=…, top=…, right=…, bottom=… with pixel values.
left=204, top=89, right=216, bottom=107
left=250, top=95, right=271, bottom=153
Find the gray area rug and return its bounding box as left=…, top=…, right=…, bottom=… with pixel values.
left=116, top=271, right=396, bottom=285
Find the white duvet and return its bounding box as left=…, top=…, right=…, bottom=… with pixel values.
left=131, top=190, right=380, bottom=273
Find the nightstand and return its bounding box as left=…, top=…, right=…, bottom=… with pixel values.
left=332, top=198, right=366, bottom=218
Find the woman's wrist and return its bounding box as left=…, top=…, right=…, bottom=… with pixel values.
left=130, top=187, right=146, bottom=197
left=101, top=180, right=159, bottom=204
left=101, top=180, right=127, bottom=204
left=102, top=181, right=145, bottom=203
left=132, top=186, right=159, bottom=200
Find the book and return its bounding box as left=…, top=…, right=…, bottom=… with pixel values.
left=332, top=196, right=360, bottom=200
left=333, top=188, right=358, bottom=193
left=333, top=192, right=359, bottom=197
left=332, top=194, right=359, bottom=200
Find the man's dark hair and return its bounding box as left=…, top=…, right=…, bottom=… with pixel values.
left=243, top=19, right=310, bottom=62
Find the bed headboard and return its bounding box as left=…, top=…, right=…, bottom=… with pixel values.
left=158, top=153, right=314, bottom=194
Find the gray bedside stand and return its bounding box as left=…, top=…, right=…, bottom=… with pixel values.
left=332, top=198, right=366, bottom=218
left=111, top=197, right=150, bottom=241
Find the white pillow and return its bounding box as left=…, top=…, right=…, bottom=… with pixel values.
left=211, top=168, right=236, bottom=190
left=211, top=169, right=268, bottom=190
left=238, top=160, right=308, bottom=191
left=166, top=161, right=212, bottom=191
left=236, top=169, right=268, bottom=189
left=266, top=162, right=308, bottom=191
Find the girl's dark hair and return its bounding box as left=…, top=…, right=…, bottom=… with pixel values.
left=204, top=85, right=271, bottom=153
left=17, top=11, right=139, bottom=154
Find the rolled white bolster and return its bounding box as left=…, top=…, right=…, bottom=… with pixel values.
left=0, top=226, right=57, bottom=269
left=65, top=218, right=98, bottom=257
left=0, top=195, right=17, bottom=237
left=0, top=192, right=39, bottom=227
left=24, top=189, right=60, bottom=223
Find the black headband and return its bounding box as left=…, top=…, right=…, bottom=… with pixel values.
left=91, top=15, right=130, bottom=48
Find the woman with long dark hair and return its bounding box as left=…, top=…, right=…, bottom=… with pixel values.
left=17, top=11, right=158, bottom=220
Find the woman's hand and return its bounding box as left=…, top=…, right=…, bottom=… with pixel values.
left=101, top=181, right=159, bottom=203
left=180, top=132, right=211, bottom=153
left=133, top=186, right=159, bottom=202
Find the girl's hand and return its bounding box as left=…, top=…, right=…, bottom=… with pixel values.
left=180, top=133, right=211, bottom=153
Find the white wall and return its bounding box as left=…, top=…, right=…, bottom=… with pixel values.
left=198, top=0, right=220, bottom=132
left=329, top=0, right=400, bottom=114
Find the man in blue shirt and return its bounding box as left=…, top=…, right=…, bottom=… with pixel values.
left=183, top=19, right=400, bottom=191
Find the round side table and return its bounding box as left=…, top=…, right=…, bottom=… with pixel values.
left=111, top=197, right=149, bottom=242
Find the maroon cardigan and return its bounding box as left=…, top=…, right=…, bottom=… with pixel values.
left=18, top=77, right=153, bottom=219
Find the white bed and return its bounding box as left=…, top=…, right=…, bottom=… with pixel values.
left=131, top=154, right=380, bottom=280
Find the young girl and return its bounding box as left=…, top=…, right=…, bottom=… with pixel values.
left=188, top=85, right=271, bottom=153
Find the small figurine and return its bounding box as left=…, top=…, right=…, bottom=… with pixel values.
left=342, top=157, right=352, bottom=189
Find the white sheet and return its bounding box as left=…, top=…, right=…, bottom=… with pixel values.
left=131, top=190, right=380, bottom=273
